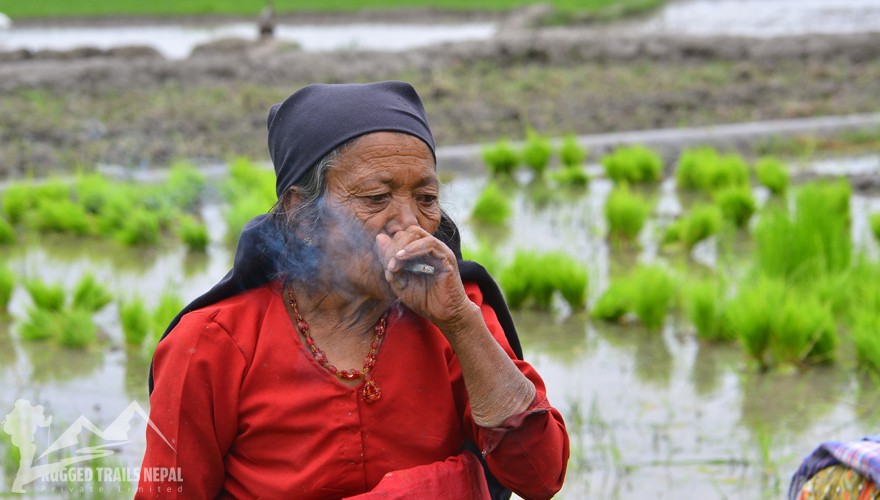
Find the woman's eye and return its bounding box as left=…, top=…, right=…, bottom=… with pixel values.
left=365, top=194, right=389, bottom=203
left=417, top=194, right=437, bottom=204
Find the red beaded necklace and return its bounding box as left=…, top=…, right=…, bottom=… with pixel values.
left=286, top=288, right=386, bottom=403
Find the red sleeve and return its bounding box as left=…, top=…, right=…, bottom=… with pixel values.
left=136, top=309, right=246, bottom=499
left=458, top=283, right=570, bottom=500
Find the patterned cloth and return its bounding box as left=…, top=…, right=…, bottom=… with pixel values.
left=789, top=435, right=880, bottom=499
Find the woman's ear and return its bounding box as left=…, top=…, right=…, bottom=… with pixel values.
left=282, top=186, right=305, bottom=214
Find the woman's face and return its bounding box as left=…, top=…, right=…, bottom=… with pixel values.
left=318, top=131, right=441, bottom=298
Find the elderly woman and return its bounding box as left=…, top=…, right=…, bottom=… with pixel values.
left=138, top=81, right=569, bottom=499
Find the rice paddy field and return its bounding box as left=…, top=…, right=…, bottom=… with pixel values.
left=1, top=141, right=880, bottom=498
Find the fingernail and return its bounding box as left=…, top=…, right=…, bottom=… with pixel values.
left=396, top=249, right=406, bottom=257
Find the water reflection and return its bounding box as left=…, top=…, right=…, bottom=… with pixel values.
left=0, top=319, right=16, bottom=369
left=513, top=310, right=590, bottom=364
left=739, top=367, right=848, bottom=437
left=21, top=340, right=104, bottom=383
left=183, top=249, right=210, bottom=278
left=36, top=234, right=163, bottom=274
left=124, top=348, right=151, bottom=404
left=691, top=343, right=741, bottom=396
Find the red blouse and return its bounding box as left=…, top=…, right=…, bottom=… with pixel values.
left=138, top=281, right=568, bottom=499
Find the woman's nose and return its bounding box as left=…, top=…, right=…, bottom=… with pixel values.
left=384, top=197, right=419, bottom=235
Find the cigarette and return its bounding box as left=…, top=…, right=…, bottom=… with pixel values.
left=404, top=263, right=435, bottom=275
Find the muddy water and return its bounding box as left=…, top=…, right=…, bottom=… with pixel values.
left=629, top=0, right=880, bottom=37
left=1, top=156, right=879, bottom=497
left=0, top=21, right=495, bottom=59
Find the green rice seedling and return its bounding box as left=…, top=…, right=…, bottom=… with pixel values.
left=769, top=293, right=836, bottom=367
left=548, top=165, right=590, bottom=187
left=686, top=279, right=733, bottom=341
left=852, top=310, right=880, bottom=375
left=2, top=179, right=72, bottom=224
left=601, top=145, right=663, bottom=184
left=71, top=273, right=112, bottom=313
left=797, top=179, right=851, bottom=222
left=165, top=160, right=207, bottom=210
left=0, top=266, right=15, bottom=311
left=226, top=194, right=272, bottom=242
left=714, top=186, right=756, bottom=228
left=680, top=204, right=722, bottom=251
left=471, top=183, right=513, bottom=226
left=871, top=213, right=880, bottom=243
left=676, top=148, right=748, bottom=194
left=120, top=296, right=151, bottom=346
left=591, top=280, right=632, bottom=322
left=116, top=208, right=161, bottom=246
left=24, top=279, right=65, bottom=312
left=18, top=307, right=58, bottom=341
left=57, top=308, right=98, bottom=349
left=724, top=277, right=786, bottom=370
left=29, top=199, right=91, bottom=235
left=755, top=184, right=851, bottom=284
left=140, top=186, right=179, bottom=232
left=676, top=147, right=719, bottom=191
left=223, top=157, right=276, bottom=203
left=0, top=216, right=14, bottom=244
left=0, top=183, right=33, bottom=224
left=498, top=250, right=588, bottom=310
left=559, top=134, right=586, bottom=167
left=520, top=129, right=553, bottom=177
left=95, top=187, right=137, bottom=236
left=152, top=288, right=184, bottom=346
left=461, top=243, right=503, bottom=277
left=604, top=184, right=650, bottom=242
left=754, top=157, right=789, bottom=195
left=482, top=139, right=519, bottom=177
left=73, top=172, right=113, bottom=214
left=711, top=154, right=750, bottom=191
left=548, top=252, right=589, bottom=310
left=630, top=265, right=675, bottom=330
left=177, top=215, right=210, bottom=252
left=661, top=219, right=683, bottom=246
left=498, top=251, right=551, bottom=309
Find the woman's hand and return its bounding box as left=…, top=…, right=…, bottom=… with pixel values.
left=375, top=225, right=478, bottom=332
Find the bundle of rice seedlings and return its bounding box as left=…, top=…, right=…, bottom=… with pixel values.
left=116, top=209, right=162, bottom=246
left=471, top=183, right=513, bottom=226
left=177, top=216, right=210, bottom=252
left=165, top=160, right=207, bottom=210
left=24, top=280, right=65, bottom=312
left=769, top=293, right=836, bottom=367
left=498, top=250, right=588, bottom=310
left=601, top=145, right=663, bottom=184
left=120, top=296, right=151, bottom=346
left=0, top=216, right=14, bottom=244
left=19, top=307, right=58, bottom=341
left=605, top=185, right=650, bottom=242
left=57, top=309, right=98, bottom=349
left=591, top=280, right=632, bottom=322
left=724, top=277, right=786, bottom=370
left=0, top=266, right=15, bottom=312
left=482, top=139, right=519, bottom=177
left=714, top=187, right=756, bottom=228
left=521, top=129, right=553, bottom=177
left=630, top=265, right=675, bottom=330
left=72, top=274, right=112, bottom=313
left=686, top=279, right=733, bottom=342
left=29, top=199, right=91, bottom=235
left=681, top=204, right=723, bottom=250
left=152, top=289, right=184, bottom=346
left=559, top=135, right=587, bottom=167
left=754, top=157, right=789, bottom=195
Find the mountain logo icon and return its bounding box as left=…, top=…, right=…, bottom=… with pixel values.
left=2, top=399, right=174, bottom=493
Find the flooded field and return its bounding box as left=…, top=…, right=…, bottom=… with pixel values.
left=0, top=21, right=496, bottom=59
left=1, top=153, right=880, bottom=498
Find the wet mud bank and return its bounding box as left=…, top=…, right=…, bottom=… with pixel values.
left=1, top=20, right=879, bottom=178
